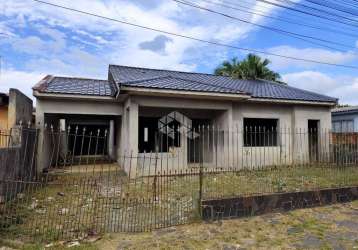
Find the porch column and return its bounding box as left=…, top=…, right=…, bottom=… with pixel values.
left=108, top=119, right=115, bottom=160
left=35, top=100, right=49, bottom=172
left=120, top=99, right=139, bottom=177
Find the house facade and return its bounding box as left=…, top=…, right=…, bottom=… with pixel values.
left=33, top=65, right=337, bottom=175
left=332, top=106, right=358, bottom=132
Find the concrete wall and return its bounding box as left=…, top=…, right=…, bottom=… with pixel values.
left=0, top=89, right=32, bottom=130
left=198, top=102, right=332, bottom=169
left=119, top=96, right=333, bottom=175
left=292, top=105, right=332, bottom=163
left=34, top=93, right=333, bottom=175
left=35, top=98, right=123, bottom=172
left=8, top=89, right=33, bottom=128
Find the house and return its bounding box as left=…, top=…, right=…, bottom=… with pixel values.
left=0, top=89, right=33, bottom=131
left=332, top=106, right=358, bottom=132
left=33, top=65, right=337, bottom=174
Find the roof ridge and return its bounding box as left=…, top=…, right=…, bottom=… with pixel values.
left=121, top=75, right=174, bottom=84
left=122, top=74, right=249, bottom=94
left=170, top=75, right=248, bottom=94
left=109, top=64, right=219, bottom=77
left=52, top=76, right=108, bottom=82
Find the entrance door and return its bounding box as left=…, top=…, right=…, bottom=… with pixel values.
left=308, top=120, right=319, bottom=162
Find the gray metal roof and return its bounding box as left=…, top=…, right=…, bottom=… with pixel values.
left=35, top=76, right=116, bottom=97
left=109, top=65, right=337, bottom=103
left=34, top=65, right=338, bottom=103
left=332, top=106, right=358, bottom=115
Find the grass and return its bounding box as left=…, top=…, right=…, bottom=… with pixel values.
left=202, top=164, right=358, bottom=199
left=96, top=200, right=358, bottom=250
left=0, top=164, right=357, bottom=244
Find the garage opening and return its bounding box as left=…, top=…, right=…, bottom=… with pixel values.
left=68, top=124, right=109, bottom=156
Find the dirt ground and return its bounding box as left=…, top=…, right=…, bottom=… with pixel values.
left=97, top=200, right=358, bottom=250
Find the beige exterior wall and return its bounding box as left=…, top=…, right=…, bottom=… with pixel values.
left=35, top=93, right=333, bottom=175
left=35, top=97, right=123, bottom=171
left=292, top=105, right=332, bottom=163
left=204, top=102, right=332, bottom=169
left=231, top=103, right=293, bottom=168
left=0, top=106, right=8, bottom=130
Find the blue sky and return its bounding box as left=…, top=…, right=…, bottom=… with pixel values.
left=1, top=0, right=358, bottom=104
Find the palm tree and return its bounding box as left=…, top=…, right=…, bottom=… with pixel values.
left=215, top=54, right=283, bottom=83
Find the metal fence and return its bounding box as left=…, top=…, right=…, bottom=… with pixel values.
left=0, top=125, right=358, bottom=240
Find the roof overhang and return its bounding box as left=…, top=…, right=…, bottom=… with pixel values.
left=332, top=110, right=358, bottom=115
left=33, top=90, right=118, bottom=102
left=247, top=97, right=337, bottom=106
left=120, top=86, right=251, bottom=101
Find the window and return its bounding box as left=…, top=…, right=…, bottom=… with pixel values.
left=332, top=120, right=354, bottom=133
left=139, top=117, right=158, bottom=153
left=243, top=118, right=278, bottom=147
left=139, top=117, right=181, bottom=153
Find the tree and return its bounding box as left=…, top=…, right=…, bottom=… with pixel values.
left=214, top=54, right=283, bottom=83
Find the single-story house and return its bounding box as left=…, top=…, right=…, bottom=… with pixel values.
left=33, top=65, right=337, bottom=174
left=332, top=106, right=358, bottom=132
left=0, top=89, right=33, bottom=131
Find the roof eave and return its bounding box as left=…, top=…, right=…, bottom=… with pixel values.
left=247, top=97, right=337, bottom=106
left=33, top=90, right=117, bottom=102
left=33, top=75, right=54, bottom=92
left=332, top=110, right=358, bottom=115
left=120, top=86, right=251, bottom=100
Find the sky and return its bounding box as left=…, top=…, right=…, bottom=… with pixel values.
left=1, top=0, right=358, bottom=105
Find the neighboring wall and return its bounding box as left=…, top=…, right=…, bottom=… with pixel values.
left=0, top=129, right=37, bottom=202
left=332, top=113, right=358, bottom=132
left=0, top=106, right=8, bottom=130
left=7, top=89, right=33, bottom=128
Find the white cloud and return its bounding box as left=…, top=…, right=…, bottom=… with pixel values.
left=281, top=71, right=337, bottom=93
left=266, top=46, right=357, bottom=70
left=282, top=71, right=358, bottom=105
left=0, top=69, right=44, bottom=100
left=1, top=0, right=284, bottom=73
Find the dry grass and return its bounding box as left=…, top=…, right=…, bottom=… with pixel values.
left=0, top=164, right=357, bottom=243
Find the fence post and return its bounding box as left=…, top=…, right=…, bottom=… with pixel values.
left=198, top=126, right=204, bottom=218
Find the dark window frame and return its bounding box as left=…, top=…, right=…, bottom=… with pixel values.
left=243, top=118, right=279, bottom=147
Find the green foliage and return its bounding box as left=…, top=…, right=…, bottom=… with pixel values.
left=272, top=179, right=287, bottom=192
left=214, top=53, right=283, bottom=83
